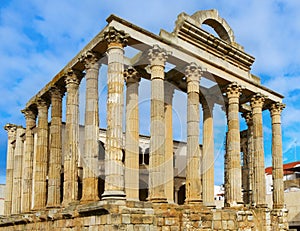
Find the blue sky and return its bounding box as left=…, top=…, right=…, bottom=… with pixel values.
left=0, top=0, right=300, bottom=185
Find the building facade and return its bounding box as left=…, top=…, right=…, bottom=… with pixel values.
left=1, top=10, right=288, bottom=230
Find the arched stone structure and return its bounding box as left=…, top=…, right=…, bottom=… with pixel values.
left=191, top=9, right=235, bottom=43
left=172, top=9, right=243, bottom=50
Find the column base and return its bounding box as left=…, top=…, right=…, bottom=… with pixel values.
left=185, top=198, right=203, bottom=204
left=224, top=201, right=244, bottom=208
left=80, top=194, right=100, bottom=204
left=46, top=204, right=62, bottom=209
left=101, top=191, right=126, bottom=200
left=149, top=197, right=167, bottom=203
left=273, top=204, right=284, bottom=209
left=256, top=203, right=268, bottom=208
left=203, top=202, right=216, bottom=208
left=61, top=200, right=79, bottom=208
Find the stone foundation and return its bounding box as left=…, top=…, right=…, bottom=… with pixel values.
left=0, top=201, right=288, bottom=230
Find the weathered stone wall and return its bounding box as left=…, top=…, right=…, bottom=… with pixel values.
left=0, top=201, right=264, bottom=231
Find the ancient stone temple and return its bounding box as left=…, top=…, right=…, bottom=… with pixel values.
left=1, top=10, right=289, bottom=230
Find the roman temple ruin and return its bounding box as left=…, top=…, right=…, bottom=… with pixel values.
left=2, top=9, right=288, bottom=230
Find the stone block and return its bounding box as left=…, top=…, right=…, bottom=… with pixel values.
left=143, top=215, right=154, bottom=224
left=227, top=220, right=236, bottom=230
left=202, top=220, right=212, bottom=228
left=190, top=213, right=201, bottom=221
left=111, top=214, right=121, bottom=224
left=100, top=215, right=107, bottom=224
left=145, top=208, right=154, bottom=215
left=122, top=214, right=131, bottom=224
left=164, top=218, right=177, bottom=226
left=88, top=225, right=98, bottom=231
left=162, top=226, right=170, bottom=231
left=170, top=226, right=180, bottom=231
left=222, top=220, right=228, bottom=229
left=131, top=214, right=143, bottom=224
left=157, top=217, right=164, bottom=226
left=132, top=209, right=146, bottom=214
left=229, top=212, right=236, bottom=220
left=134, top=224, right=150, bottom=231
left=221, top=212, right=230, bottom=220
left=213, top=220, right=222, bottom=229
left=213, top=212, right=221, bottom=220
left=121, top=208, right=131, bottom=214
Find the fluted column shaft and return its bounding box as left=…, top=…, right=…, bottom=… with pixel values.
left=124, top=67, right=140, bottom=201
left=81, top=51, right=101, bottom=203
left=21, top=109, right=36, bottom=212
left=251, top=94, right=266, bottom=207
left=33, top=98, right=49, bottom=210
left=242, top=112, right=255, bottom=205
left=164, top=82, right=175, bottom=203
left=148, top=45, right=168, bottom=203
left=185, top=63, right=202, bottom=203
left=12, top=126, right=25, bottom=214
left=270, top=103, right=285, bottom=209
left=63, top=70, right=81, bottom=206
left=225, top=83, right=242, bottom=207
left=47, top=87, right=63, bottom=208
left=202, top=97, right=215, bottom=206
left=4, top=124, right=17, bottom=215
left=102, top=27, right=128, bottom=199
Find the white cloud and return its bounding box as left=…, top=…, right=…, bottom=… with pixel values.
left=0, top=0, right=299, bottom=186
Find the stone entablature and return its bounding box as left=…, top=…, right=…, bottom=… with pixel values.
left=2, top=9, right=288, bottom=230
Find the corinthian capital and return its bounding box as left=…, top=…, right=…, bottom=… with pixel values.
left=36, top=97, right=50, bottom=110
left=4, top=123, right=17, bottom=141
left=79, top=50, right=102, bottom=70
left=269, top=102, right=285, bottom=116
left=185, top=62, right=202, bottom=91
left=124, top=66, right=140, bottom=84
left=185, top=62, right=202, bottom=79
left=21, top=108, right=37, bottom=121
left=64, top=69, right=83, bottom=86
left=148, top=45, right=169, bottom=67
left=49, top=86, right=64, bottom=100
left=225, top=82, right=242, bottom=99
left=250, top=93, right=266, bottom=109
left=104, top=26, right=129, bottom=47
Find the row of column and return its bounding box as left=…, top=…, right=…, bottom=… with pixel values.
left=224, top=83, right=285, bottom=209
left=3, top=26, right=285, bottom=215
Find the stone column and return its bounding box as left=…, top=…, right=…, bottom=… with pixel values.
left=185, top=62, right=202, bottom=203
left=11, top=126, right=25, bottom=214
left=201, top=96, right=215, bottom=207
left=164, top=81, right=175, bottom=203
left=102, top=27, right=128, bottom=200
left=47, top=86, right=63, bottom=208
left=250, top=93, right=266, bottom=207
left=224, top=82, right=242, bottom=207
left=242, top=112, right=254, bottom=205
left=124, top=67, right=141, bottom=201
left=148, top=45, right=169, bottom=203
left=21, top=108, right=36, bottom=212
left=4, top=124, right=17, bottom=215
left=80, top=51, right=101, bottom=203
left=62, top=70, right=82, bottom=206
left=33, top=98, right=49, bottom=210
left=270, top=102, right=285, bottom=209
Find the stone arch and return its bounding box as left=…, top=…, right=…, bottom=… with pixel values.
left=191, top=9, right=235, bottom=43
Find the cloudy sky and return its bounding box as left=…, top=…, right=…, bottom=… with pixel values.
left=0, top=0, right=300, bottom=185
